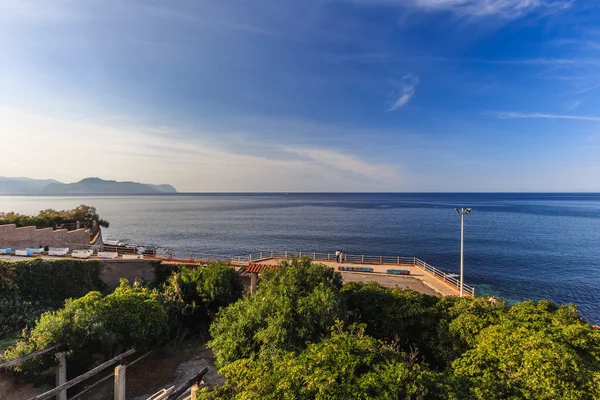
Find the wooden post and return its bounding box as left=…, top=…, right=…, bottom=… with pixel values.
left=285, top=251, right=288, bottom=258
left=190, top=382, right=199, bottom=398
left=166, top=367, right=209, bottom=400
left=56, top=352, right=67, bottom=400
left=114, top=364, right=126, bottom=400
left=397, top=256, right=400, bottom=264
left=270, top=250, right=273, bottom=257
left=361, top=255, right=364, bottom=263
left=328, top=254, right=330, bottom=261
left=313, top=252, right=316, bottom=260
left=380, top=256, right=383, bottom=264
left=260, top=252, right=263, bottom=259
left=250, top=273, right=258, bottom=294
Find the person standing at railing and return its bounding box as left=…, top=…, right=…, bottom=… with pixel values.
left=335, top=250, right=340, bottom=263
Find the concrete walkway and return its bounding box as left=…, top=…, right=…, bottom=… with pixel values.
left=318, top=261, right=460, bottom=297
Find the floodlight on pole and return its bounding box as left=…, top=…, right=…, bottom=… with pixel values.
left=454, top=208, right=472, bottom=297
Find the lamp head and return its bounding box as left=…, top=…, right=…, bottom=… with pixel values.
left=454, top=208, right=460, bottom=215
left=465, top=208, right=472, bottom=214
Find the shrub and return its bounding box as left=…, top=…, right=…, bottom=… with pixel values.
left=200, top=326, right=459, bottom=400
left=2, top=280, right=168, bottom=380
left=0, top=205, right=109, bottom=229
left=10, top=259, right=106, bottom=309
left=0, top=259, right=105, bottom=338
left=342, top=282, right=441, bottom=365
left=151, top=261, right=181, bottom=288
left=160, top=263, right=244, bottom=335
left=452, top=300, right=600, bottom=400
left=208, top=258, right=344, bottom=367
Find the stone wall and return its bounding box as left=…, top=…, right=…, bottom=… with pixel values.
left=0, top=224, right=91, bottom=249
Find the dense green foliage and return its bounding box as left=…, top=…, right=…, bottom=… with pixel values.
left=2, top=262, right=244, bottom=382
left=0, top=259, right=105, bottom=337
left=160, top=264, right=244, bottom=335
left=3, top=280, right=168, bottom=380
left=452, top=301, right=600, bottom=400
left=0, top=204, right=109, bottom=229
left=208, top=259, right=344, bottom=367
left=201, top=326, right=460, bottom=400
left=203, top=259, right=600, bottom=400
left=3, top=256, right=599, bottom=399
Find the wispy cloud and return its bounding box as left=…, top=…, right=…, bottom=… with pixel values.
left=573, top=82, right=600, bottom=94
left=284, top=147, right=400, bottom=181
left=493, top=111, right=600, bottom=122
left=388, top=75, right=419, bottom=111
left=0, top=107, right=406, bottom=191
left=351, top=0, right=572, bottom=19
left=565, top=100, right=582, bottom=111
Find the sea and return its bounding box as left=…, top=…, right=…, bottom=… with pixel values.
left=1, top=193, right=599, bottom=324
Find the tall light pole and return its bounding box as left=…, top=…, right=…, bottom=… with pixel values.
left=454, top=208, right=472, bottom=297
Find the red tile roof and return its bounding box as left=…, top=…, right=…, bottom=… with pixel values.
left=245, top=263, right=277, bottom=274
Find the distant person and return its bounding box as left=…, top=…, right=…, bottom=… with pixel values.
left=335, top=250, right=340, bottom=263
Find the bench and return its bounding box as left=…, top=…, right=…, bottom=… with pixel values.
left=72, top=250, right=93, bottom=259
left=49, top=248, right=69, bottom=256
left=338, top=266, right=374, bottom=273
left=98, top=252, right=119, bottom=259
left=386, top=269, right=410, bottom=275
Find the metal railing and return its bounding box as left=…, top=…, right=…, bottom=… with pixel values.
left=235, top=250, right=475, bottom=297
left=59, top=246, right=476, bottom=297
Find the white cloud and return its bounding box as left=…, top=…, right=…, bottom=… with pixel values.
left=284, top=147, right=400, bottom=182
left=352, top=0, right=571, bottom=19
left=493, top=111, right=600, bottom=122
left=0, top=107, right=406, bottom=192
left=388, top=75, right=419, bottom=111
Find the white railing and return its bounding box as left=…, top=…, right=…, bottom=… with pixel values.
left=59, top=245, right=476, bottom=297
left=235, top=250, right=476, bottom=297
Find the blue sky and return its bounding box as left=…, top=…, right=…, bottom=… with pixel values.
left=1, top=0, right=599, bottom=191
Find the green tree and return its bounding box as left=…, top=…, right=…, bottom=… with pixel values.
left=160, top=263, right=244, bottom=334
left=342, top=282, right=442, bottom=366
left=0, top=204, right=109, bottom=229
left=0, top=259, right=105, bottom=338
left=208, top=258, right=344, bottom=367
left=2, top=280, right=168, bottom=380
left=200, top=326, right=460, bottom=400
left=452, top=300, right=600, bottom=399
left=432, top=295, right=507, bottom=368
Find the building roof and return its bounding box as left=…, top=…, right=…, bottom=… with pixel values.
left=245, top=263, right=276, bottom=274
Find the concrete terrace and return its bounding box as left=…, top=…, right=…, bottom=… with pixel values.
left=251, top=258, right=460, bottom=297
left=1, top=249, right=474, bottom=298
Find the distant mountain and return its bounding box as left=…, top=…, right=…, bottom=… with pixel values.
left=0, top=176, right=177, bottom=195
left=0, top=177, right=61, bottom=195
left=148, top=184, right=178, bottom=193
left=40, top=178, right=177, bottom=195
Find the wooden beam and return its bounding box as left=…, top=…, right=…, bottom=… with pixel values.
left=29, top=348, right=136, bottom=400
left=166, top=367, right=209, bottom=400
left=0, top=345, right=60, bottom=369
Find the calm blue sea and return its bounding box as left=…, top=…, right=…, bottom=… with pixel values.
left=1, top=193, right=599, bottom=324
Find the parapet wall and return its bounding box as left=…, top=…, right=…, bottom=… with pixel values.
left=0, top=224, right=91, bottom=248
